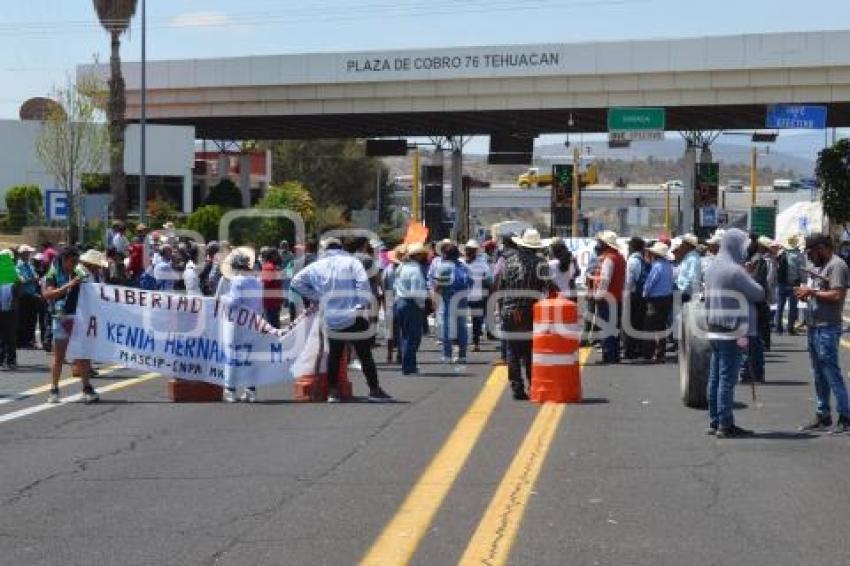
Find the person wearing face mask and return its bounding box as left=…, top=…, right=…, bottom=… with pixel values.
left=796, top=234, right=850, bottom=434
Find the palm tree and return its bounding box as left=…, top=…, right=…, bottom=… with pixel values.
left=92, top=0, right=138, bottom=220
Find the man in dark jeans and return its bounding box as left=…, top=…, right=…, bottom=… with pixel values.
left=497, top=229, right=550, bottom=400
left=290, top=238, right=392, bottom=403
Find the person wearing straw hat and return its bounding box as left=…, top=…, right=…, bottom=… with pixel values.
left=79, top=249, right=108, bottom=283
left=394, top=243, right=430, bottom=375
left=15, top=244, right=39, bottom=349
left=672, top=233, right=702, bottom=303
left=775, top=235, right=804, bottom=335
left=588, top=230, right=626, bottom=364
left=642, top=241, right=675, bottom=363
left=221, top=247, right=263, bottom=403
left=499, top=229, right=551, bottom=400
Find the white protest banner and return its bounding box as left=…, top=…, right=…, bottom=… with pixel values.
left=68, top=284, right=317, bottom=387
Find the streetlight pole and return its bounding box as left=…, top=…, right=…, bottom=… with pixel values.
left=139, top=0, right=147, bottom=223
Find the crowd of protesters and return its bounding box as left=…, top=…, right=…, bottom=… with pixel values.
left=4, top=216, right=848, bottom=432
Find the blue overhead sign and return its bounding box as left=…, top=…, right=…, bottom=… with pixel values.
left=766, top=104, right=827, bottom=129
left=45, top=190, right=69, bottom=221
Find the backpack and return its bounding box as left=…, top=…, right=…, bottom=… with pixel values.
left=437, top=261, right=471, bottom=295
left=138, top=271, right=159, bottom=291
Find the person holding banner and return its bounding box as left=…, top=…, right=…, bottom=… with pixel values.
left=221, top=249, right=264, bottom=403
left=290, top=238, right=392, bottom=403
left=43, top=247, right=99, bottom=404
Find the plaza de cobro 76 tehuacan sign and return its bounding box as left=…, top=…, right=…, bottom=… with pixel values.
left=344, top=48, right=564, bottom=75
left=67, top=284, right=322, bottom=388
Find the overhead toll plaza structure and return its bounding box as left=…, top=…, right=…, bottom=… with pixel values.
left=78, top=30, right=850, bottom=139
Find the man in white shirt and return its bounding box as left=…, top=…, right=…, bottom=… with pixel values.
left=109, top=221, right=130, bottom=257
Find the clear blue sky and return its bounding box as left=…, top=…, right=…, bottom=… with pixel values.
left=0, top=0, right=846, bottom=159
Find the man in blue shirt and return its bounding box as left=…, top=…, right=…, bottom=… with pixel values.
left=643, top=241, right=674, bottom=363
left=291, top=238, right=392, bottom=403
left=673, top=234, right=702, bottom=302
left=393, top=243, right=430, bottom=375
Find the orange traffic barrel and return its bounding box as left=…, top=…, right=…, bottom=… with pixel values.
left=531, top=297, right=582, bottom=403
left=293, top=349, right=353, bottom=402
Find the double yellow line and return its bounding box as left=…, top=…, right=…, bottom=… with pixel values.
left=362, top=348, right=591, bottom=566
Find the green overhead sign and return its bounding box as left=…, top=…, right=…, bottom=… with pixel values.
left=607, top=107, right=666, bottom=131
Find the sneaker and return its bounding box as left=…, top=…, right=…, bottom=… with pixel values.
left=367, top=388, right=393, bottom=403
left=439, top=355, right=450, bottom=364
left=82, top=388, right=100, bottom=404
left=799, top=414, right=832, bottom=432
left=512, top=389, right=530, bottom=401
left=47, top=388, right=60, bottom=404
left=240, top=388, right=257, bottom=403
left=348, top=359, right=363, bottom=371
left=716, top=425, right=754, bottom=438
left=830, top=415, right=850, bottom=434
left=223, top=388, right=238, bottom=403
left=705, top=425, right=718, bottom=436
left=327, top=388, right=341, bottom=404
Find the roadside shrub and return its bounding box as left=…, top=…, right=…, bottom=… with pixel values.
left=5, top=184, right=43, bottom=231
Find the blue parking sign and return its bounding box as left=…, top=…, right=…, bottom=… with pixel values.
left=766, top=105, right=827, bottom=129
left=46, top=190, right=69, bottom=221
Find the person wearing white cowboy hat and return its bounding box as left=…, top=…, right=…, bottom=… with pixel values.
left=588, top=230, right=626, bottom=364
left=463, top=239, right=493, bottom=352
left=393, top=242, right=430, bottom=375
left=643, top=241, right=675, bottom=363
left=511, top=229, right=547, bottom=250
left=15, top=244, right=40, bottom=349
left=220, top=246, right=264, bottom=403
left=499, top=228, right=553, bottom=399
left=774, top=233, right=805, bottom=335
left=672, top=234, right=702, bottom=303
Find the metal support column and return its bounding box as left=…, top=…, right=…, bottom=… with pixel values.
left=450, top=138, right=465, bottom=241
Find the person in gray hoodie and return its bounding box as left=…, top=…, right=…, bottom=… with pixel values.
left=703, top=228, right=765, bottom=438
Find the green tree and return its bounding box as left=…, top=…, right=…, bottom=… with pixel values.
left=267, top=140, right=385, bottom=209
left=203, top=178, right=243, bottom=209
left=5, top=185, right=44, bottom=231
left=182, top=205, right=225, bottom=242
left=241, top=181, right=316, bottom=246
left=92, top=0, right=138, bottom=220
left=817, top=138, right=850, bottom=226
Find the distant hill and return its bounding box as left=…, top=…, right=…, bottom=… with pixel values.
left=383, top=139, right=810, bottom=185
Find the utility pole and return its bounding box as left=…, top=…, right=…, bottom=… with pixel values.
left=139, top=0, right=147, bottom=223
left=665, top=183, right=672, bottom=236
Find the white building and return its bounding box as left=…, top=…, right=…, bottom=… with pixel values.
left=0, top=119, right=195, bottom=213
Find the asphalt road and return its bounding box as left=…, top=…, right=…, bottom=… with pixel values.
left=0, top=329, right=848, bottom=566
